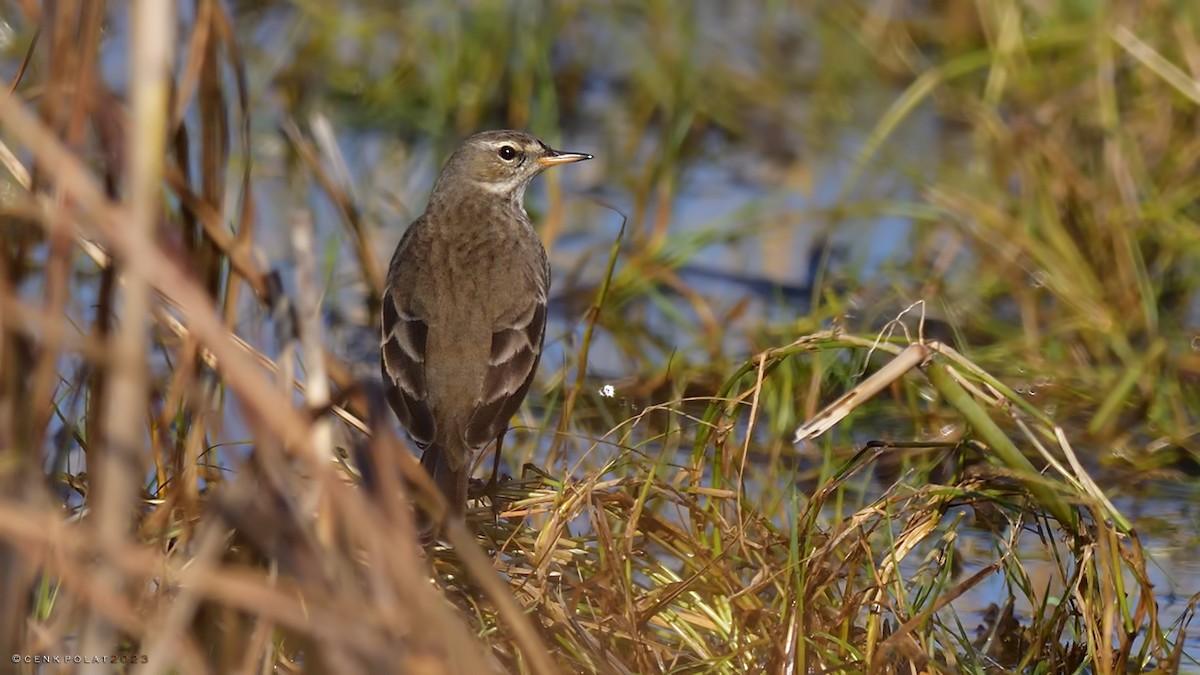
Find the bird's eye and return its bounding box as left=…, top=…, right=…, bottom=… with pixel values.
left=498, top=145, right=517, bottom=161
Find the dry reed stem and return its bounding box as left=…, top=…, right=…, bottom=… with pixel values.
left=80, top=1, right=175, bottom=669
left=290, top=208, right=334, bottom=522
left=0, top=55, right=537, bottom=675
left=0, top=85, right=320, bottom=468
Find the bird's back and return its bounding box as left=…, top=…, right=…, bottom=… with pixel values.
left=384, top=196, right=549, bottom=452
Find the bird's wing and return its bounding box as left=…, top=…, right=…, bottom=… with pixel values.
left=464, top=296, right=547, bottom=448
left=381, top=292, right=435, bottom=448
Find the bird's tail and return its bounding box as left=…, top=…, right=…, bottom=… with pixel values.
left=418, top=444, right=468, bottom=538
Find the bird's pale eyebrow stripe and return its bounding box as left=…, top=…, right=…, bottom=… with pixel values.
left=482, top=138, right=541, bottom=152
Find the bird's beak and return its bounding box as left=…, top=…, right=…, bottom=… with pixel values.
left=538, top=148, right=593, bottom=167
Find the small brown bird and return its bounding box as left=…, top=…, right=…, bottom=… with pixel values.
left=380, top=130, right=591, bottom=533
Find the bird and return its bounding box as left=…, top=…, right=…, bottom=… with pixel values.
left=380, top=129, right=592, bottom=536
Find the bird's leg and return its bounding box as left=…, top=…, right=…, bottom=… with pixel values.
left=485, top=432, right=504, bottom=521
left=469, top=433, right=506, bottom=520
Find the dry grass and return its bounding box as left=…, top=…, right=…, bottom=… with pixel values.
left=0, top=1, right=1197, bottom=674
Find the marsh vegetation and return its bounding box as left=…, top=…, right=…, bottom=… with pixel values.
left=0, top=1, right=1198, bottom=673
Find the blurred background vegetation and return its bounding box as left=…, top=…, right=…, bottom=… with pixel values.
left=0, top=0, right=1198, bottom=672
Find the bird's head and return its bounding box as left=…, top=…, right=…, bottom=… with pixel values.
left=432, top=130, right=592, bottom=206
